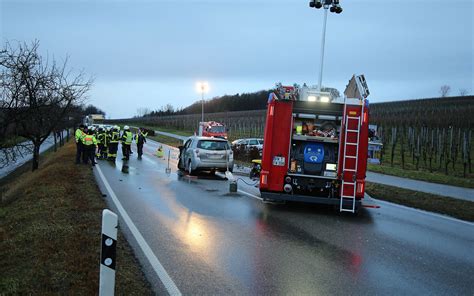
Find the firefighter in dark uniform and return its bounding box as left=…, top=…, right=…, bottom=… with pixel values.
left=96, top=127, right=107, bottom=159
left=107, top=126, right=120, bottom=161
left=135, top=128, right=148, bottom=159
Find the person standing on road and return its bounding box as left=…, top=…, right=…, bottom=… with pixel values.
left=96, top=127, right=107, bottom=159
left=75, top=124, right=86, bottom=164
left=107, top=127, right=120, bottom=161
left=121, top=126, right=133, bottom=160
left=82, top=127, right=97, bottom=166
left=135, top=128, right=147, bottom=159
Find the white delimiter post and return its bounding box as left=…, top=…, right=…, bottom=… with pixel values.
left=100, top=209, right=118, bottom=296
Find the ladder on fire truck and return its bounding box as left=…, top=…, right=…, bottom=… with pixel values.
left=339, top=75, right=369, bottom=213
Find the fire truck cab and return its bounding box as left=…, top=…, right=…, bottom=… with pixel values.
left=259, top=77, right=370, bottom=213
left=198, top=121, right=228, bottom=139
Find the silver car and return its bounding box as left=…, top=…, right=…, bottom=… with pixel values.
left=232, top=138, right=264, bottom=151
left=178, top=136, right=234, bottom=175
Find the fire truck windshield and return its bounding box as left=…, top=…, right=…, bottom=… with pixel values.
left=209, top=126, right=225, bottom=133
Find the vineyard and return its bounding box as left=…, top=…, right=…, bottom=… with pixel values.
left=110, top=95, right=473, bottom=179
left=113, top=109, right=267, bottom=141
left=370, top=96, right=473, bottom=179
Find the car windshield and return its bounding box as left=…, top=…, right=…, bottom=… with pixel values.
left=209, top=126, right=225, bottom=133
left=197, top=140, right=229, bottom=150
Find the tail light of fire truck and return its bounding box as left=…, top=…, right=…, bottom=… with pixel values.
left=260, top=172, right=268, bottom=188
left=357, top=181, right=365, bottom=195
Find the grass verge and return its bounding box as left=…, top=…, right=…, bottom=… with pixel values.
left=0, top=141, right=152, bottom=294
left=127, top=126, right=183, bottom=148
left=365, top=182, right=474, bottom=222
left=367, top=164, right=474, bottom=189
left=148, top=134, right=182, bottom=148
left=110, top=121, right=192, bottom=137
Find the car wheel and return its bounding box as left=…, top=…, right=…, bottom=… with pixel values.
left=187, top=159, right=195, bottom=175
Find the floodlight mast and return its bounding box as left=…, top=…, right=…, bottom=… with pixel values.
left=308, top=0, right=343, bottom=92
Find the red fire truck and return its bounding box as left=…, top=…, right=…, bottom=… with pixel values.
left=259, top=76, right=370, bottom=213
left=198, top=121, right=228, bottom=139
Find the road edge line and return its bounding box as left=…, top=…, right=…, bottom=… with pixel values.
left=95, top=164, right=182, bottom=296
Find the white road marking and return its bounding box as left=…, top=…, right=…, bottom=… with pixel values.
left=95, top=164, right=182, bottom=296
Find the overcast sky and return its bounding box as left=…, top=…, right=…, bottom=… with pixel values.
left=1, top=0, right=473, bottom=118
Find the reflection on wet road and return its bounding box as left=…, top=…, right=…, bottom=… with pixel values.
left=94, top=140, right=474, bottom=295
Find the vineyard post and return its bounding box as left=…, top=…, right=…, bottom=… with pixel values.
left=390, top=127, right=397, bottom=167
left=462, top=130, right=468, bottom=177
left=415, top=133, right=420, bottom=170
left=400, top=126, right=406, bottom=169
left=468, top=130, right=472, bottom=174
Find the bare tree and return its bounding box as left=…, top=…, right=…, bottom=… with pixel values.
left=439, top=85, right=451, bottom=97
left=459, top=89, right=469, bottom=96
left=136, top=107, right=152, bottom=117
left=1, top=40, right=92, bottom=171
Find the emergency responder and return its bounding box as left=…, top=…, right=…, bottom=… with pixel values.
left=96, top=127, right=106, bottom=159
left=135, top=128, right=147, bottom=159
left=102, top=127, right=110, bottom=159
left=107, top=126, right=120, bottom=160
left=82, top=127, right=97, bottom=166
left=75, top=124, right=86, bottom=164
left=121, top=125, right=133, bottom=160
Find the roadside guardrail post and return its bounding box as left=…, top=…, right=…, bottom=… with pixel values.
left=99, top=209, right=118, bottom=296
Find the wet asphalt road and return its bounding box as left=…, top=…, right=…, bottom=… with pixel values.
left=94, top=140, right=474, bottom=295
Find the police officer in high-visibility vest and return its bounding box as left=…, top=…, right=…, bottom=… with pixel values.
left=135, top=128, right=148, bottom=159
left=121, top=125, right=133, bottom=160
left=82, top=127, right=97, bottom=166
left=107, top=126, right=120, bottom=160
left=75, top=124, right=86, bottom=164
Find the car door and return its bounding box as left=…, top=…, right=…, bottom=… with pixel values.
left=180, top=139, right=192, bottom=168
left=248, top=139, right=258, bottom=149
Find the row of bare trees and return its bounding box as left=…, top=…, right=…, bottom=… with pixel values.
left=1, top=41, right=92, bottom=171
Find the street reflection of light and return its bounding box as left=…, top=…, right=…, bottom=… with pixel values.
left=183, top=212, right=210, bottom=251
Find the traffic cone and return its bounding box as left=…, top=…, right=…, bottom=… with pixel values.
left=156, top=146, right=164, bottom=158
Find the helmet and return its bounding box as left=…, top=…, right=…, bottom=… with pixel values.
left=106, top=127, right=111, bottom=132
left=124, top=125, right=129, bottom=130
left=114, top=125, right=120, bottom=130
